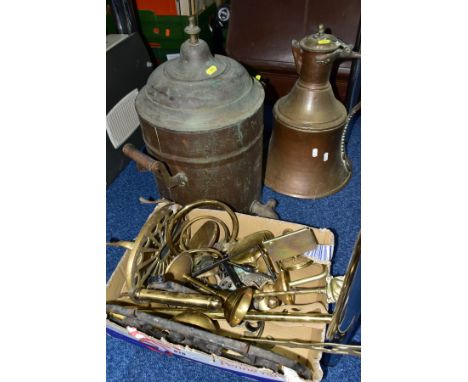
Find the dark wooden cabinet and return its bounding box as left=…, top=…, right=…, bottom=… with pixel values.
left=226, top=0, right=360, bottom=103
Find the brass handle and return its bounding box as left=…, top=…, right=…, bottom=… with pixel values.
left=315, top=41, right=361, bottom=65
left=291, top=40, right=303, bottom=74
left=122, top=143, right=188, bottom=189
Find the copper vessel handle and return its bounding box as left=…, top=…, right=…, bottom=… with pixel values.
left=316, top=41, right=361, bottom=65
left=291, top=40, right=303, bottom=74
left=122, top=143, right=188, bottom=189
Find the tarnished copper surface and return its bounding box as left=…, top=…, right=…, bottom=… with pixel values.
left=265, top=25, right=360, bottom=198
left=131, top=20, right=265, bottom=213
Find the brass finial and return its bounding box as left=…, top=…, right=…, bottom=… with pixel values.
left=318, top=24, right=325, bottom=35
left=184, top=15, right=200, bottom=44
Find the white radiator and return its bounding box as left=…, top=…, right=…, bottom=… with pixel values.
left=106, top=88, right=139, bottom=149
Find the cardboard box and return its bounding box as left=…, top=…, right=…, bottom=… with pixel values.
left=106, top=205, right=335, bottom=381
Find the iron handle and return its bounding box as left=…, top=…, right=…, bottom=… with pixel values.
left=122, top=143, right=188, bottom=189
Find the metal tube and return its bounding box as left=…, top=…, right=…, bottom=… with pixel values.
left=135, top=289, right=223, bottom=310
left=243, top=311, right=332, bottom=323
left=241, top=338, right=361, bottom=357
left=138, top=307, right=332, bottom=324
left=254, top=287, right=327, bottom=297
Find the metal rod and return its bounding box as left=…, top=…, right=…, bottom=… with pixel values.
left=187, top=16, right=198, bottom=44
left=254, top=287, right=327, bottom=297
left=136, top=307, right=332, bottom=324
left=240, top=338, right=361, bottom=357
left=135, top=289, right=223, bottom=310
left=243, top=311, right=332, bottom=323
left=190, top=0, right=196, bottom=16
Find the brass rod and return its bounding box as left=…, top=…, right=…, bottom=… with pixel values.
left=139, top=307, right=332, bottom=323
left=190, top=0, right=196, bottom=16
left=241, top=337, right=361, bottom=357
left=188, top=17, right=198, bottom=44
left=243, top=311, right=332, bottom=323
left=135, top=289, right=223, bottom=310
left=254, top=287, right=327, bottom=297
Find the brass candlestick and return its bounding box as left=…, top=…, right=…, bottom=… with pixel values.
left=165, top=253, right=254, bottom=326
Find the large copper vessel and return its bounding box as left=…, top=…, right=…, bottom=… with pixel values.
left=124, top=17, right=272, bottom=216
left=265, top=25, right=361, bottom=199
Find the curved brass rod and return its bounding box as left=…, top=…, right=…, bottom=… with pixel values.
left=166, top=200, right=239, bottom=255
left=179, top=215, right=230, bottom=251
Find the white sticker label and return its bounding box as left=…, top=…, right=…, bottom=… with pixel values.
left=106, top=88, right=139, bottom=149
left=303, top=244, right=334, bottom=263
left=312, top=148, right=318, bottom=157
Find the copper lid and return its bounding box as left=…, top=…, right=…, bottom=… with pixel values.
left=135, top=18, right=264, bottom=132
left=300, top=24, right=342, bottom=53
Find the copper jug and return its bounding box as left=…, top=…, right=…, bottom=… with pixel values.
left=265, top=25, right=361, bottom=199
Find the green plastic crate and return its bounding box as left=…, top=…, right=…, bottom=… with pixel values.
left=106, top=0, right=117, bottom=35
left=137, top=4, right=215, bottom=62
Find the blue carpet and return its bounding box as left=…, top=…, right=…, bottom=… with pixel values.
left=106, top=106, right=361, bottom=381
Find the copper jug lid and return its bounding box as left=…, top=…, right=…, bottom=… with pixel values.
left=135, top=17, right=264, bottom=132
left=300, top=24, right=342, bottom=53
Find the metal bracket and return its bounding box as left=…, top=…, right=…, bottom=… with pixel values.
left=249, top=199, right=279, bottom=220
